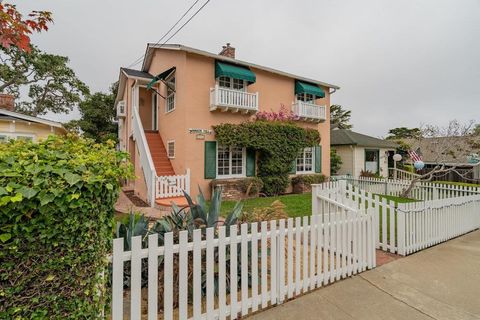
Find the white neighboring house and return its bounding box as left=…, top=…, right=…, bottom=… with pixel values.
left=331, top=129, right=397, bottom=177
left=0, top=108, right=67, bottom=142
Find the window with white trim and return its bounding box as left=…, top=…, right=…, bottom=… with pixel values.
left=296, top=147, right=314, bottom=173
left=296, top=93, right=316, bottom=104
left=217, top=145, right=245, bottom=178
left=218, top=76, right=246, bottom=91
left=167, top=141, right=175, bottom=159
left=165, top=74, right=175, bottom=113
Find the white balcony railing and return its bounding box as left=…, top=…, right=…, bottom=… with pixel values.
left=210, top=85, right=258, bottom=113
left=116, top=100, right=126, bottom=118
left=292, top=101, right=326, bottom=122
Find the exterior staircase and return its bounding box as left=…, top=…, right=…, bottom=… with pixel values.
left=144, top=130, right=175, bottom=176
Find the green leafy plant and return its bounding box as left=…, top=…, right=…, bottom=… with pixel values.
left=0, top=134, right=131, bottom=319
left=360, top=170, right=384, bottom=179
left=291, top=174, right=326, bottom=186
left=214, top=121, right=320, bottom=196
left=239, top=177, right=264, bottom=197
left=330, top=149, right=343, bottom=175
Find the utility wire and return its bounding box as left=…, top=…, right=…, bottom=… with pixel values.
left=127, top=0, right=211, bottom=69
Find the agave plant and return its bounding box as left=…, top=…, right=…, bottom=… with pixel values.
left=116, top=212, right=149, bottom=250
left=183, top=186, right=244, bottom=231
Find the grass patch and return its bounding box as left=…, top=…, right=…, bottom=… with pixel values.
left=218, top=193, right=312, bottom=218
left=374, top=194, right=418, bottom=204
left=433, top=181, right=480, bottom=188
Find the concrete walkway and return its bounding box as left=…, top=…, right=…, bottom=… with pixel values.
left=248, top=230, right=480, bottom=320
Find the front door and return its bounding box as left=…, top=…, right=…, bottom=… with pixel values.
left=152, top=92, right=158, bottom=130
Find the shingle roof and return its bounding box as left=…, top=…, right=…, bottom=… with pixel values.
left=0, top=109, right=65, bottom=129
left=331, top=129, right=398, bottom=149
left=121, top=68, right=153, bottom=79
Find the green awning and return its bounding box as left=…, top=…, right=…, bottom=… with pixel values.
left=295, top=80, right=325, bottom=98
left=215, top=61, right=256, bottom=84
left=147, top=66, right=176, bottom=89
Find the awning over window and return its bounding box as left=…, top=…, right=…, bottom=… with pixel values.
left=295, top=80, right=325, bottom=98
left=147, top=66, right=176, bottom=89
left=215, top=61, right=256, bottom=84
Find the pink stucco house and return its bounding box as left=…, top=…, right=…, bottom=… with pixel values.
left=115, top=43, right=339, bottom=206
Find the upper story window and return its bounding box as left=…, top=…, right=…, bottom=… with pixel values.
left=296, top=93, right=317, bottom=104
left=218, top=76, right=246, bottom=91
left=296, top=147, right=314, bottom=173
left=165, top=74, right=175, bottom=113
left=217, top=145, right=245, bottom=178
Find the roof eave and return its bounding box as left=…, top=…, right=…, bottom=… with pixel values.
left=142, top=44, right=340, bottom=90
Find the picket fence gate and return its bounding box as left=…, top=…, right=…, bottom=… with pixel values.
left=111, top=210, right=375, bottom=320
left=314, top=180, right=480, bottom=256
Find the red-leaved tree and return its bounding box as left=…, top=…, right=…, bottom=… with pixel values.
left=0, top=2, right=52, bottom=52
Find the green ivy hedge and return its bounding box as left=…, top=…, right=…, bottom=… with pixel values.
left=0, top=135, right=131, bottom=319
left=214, top=121, right=320, bottom=195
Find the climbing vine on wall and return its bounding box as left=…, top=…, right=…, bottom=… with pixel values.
left=213, top=120, right=320, bottom=195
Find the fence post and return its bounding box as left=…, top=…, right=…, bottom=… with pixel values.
left=397, top=203, right=406, bottom=256
left=312, top=185, right=319, bottom=215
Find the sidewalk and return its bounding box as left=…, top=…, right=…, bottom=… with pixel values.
left=248, top=230, right=480, bottom=320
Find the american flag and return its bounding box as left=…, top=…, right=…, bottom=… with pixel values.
left=408, top=149, right=422, bottom=162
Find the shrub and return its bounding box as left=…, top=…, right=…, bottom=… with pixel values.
left=239, top=200, right=288, bottom=224
left=0, top=135, right=131, bottom=319
left=214, top=121, right=320, bottom=196
left=291, top=174, right=327, bottom=186
left=238, top=177, right=264, bottom=197
left=360, top=170, right=384, bottom=179
left=330, top=149, right=342, bottom=175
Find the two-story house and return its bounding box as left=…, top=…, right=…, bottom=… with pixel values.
left=115, top=43, right=339, bottom=206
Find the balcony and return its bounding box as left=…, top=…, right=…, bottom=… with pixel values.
left=210, top=85, right=258, bottom=114
left=116, top=100, right=126, bottom=118
left=292, top=101, right=326, bottom=122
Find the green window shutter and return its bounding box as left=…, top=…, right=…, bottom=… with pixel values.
left=246, top=148, right=256, bottom=177
left=290, top=159, right=297, bottom=174
left=204, top=141, right=217, bottom=179
left=315, top=145, right=322, bottom=173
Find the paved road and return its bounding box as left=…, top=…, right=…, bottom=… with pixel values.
left=248, top=230, right=480, bottom=320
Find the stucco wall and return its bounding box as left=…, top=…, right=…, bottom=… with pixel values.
left=333, top=145, right=354, bottom=176
left=127, top=48, right=332, bottom=199
left=334, top=145, right=393, bottom=177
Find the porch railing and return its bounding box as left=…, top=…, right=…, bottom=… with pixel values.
left=210, top=85, right=258, bottom=113
left=292, top=101, right=326, bottom=121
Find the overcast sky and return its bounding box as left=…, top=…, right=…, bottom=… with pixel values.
left=16, top=0, right=480, bottom=137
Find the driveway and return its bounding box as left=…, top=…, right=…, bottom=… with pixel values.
left=248, top=230, right=480, bottom=320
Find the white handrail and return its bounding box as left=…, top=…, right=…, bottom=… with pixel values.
left=388, top=168, right=421, bottom=180
left=132, top=105, right=157, bottom=206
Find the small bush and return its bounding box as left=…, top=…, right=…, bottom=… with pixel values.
left=291, top=174, right=326, bottom=186
left=0, top=135, right=131, bottom=319
left=239, top=177, right=264, bottom=196
left=239, top=200, right=288, bottom=224
left=260, top=175, right=290, bottom=196
left=360, top=170, right=383, bottom=179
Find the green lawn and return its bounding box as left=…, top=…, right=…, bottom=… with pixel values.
left=218, top=192, right=416, bottom=218
left=374, top=194, right=418, bottom=204
left=218, top=193, right=312, bottom=218
left=433, top=181, right=480, bottom=188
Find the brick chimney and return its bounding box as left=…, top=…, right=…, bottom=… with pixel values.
left=219, top=43, right=235, bottom=59
left=0, top=94, right=15, bottom=111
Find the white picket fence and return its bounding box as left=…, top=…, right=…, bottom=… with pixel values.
left=314, top=180, right=480, bottom=256
left=111, top=210, right=375, bottom=320
left=156, top=169, right=191, bottom=198
left=342, top=176, right=480, bottom=201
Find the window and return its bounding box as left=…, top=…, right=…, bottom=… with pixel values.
left=217, top=145, right=245, bottom=178
left=167, top=141, right=175, bottom=159
left=365, top=149, right=379, bottom=173
left=0, top=133, right=34, bottom=142
left=296, top=93, right=316, bottom=103
left=218, top=76, right=246, bottom=91
left=165, top=74, right=175, bottom=113
left=296, top=147, right=314, bottom=173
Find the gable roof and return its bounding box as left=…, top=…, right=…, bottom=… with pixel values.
left=0, top=108, right=65, bottom=129
left=331, top=129, right=398, bottom=149
left=141, top=44, right=340, bottom=90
